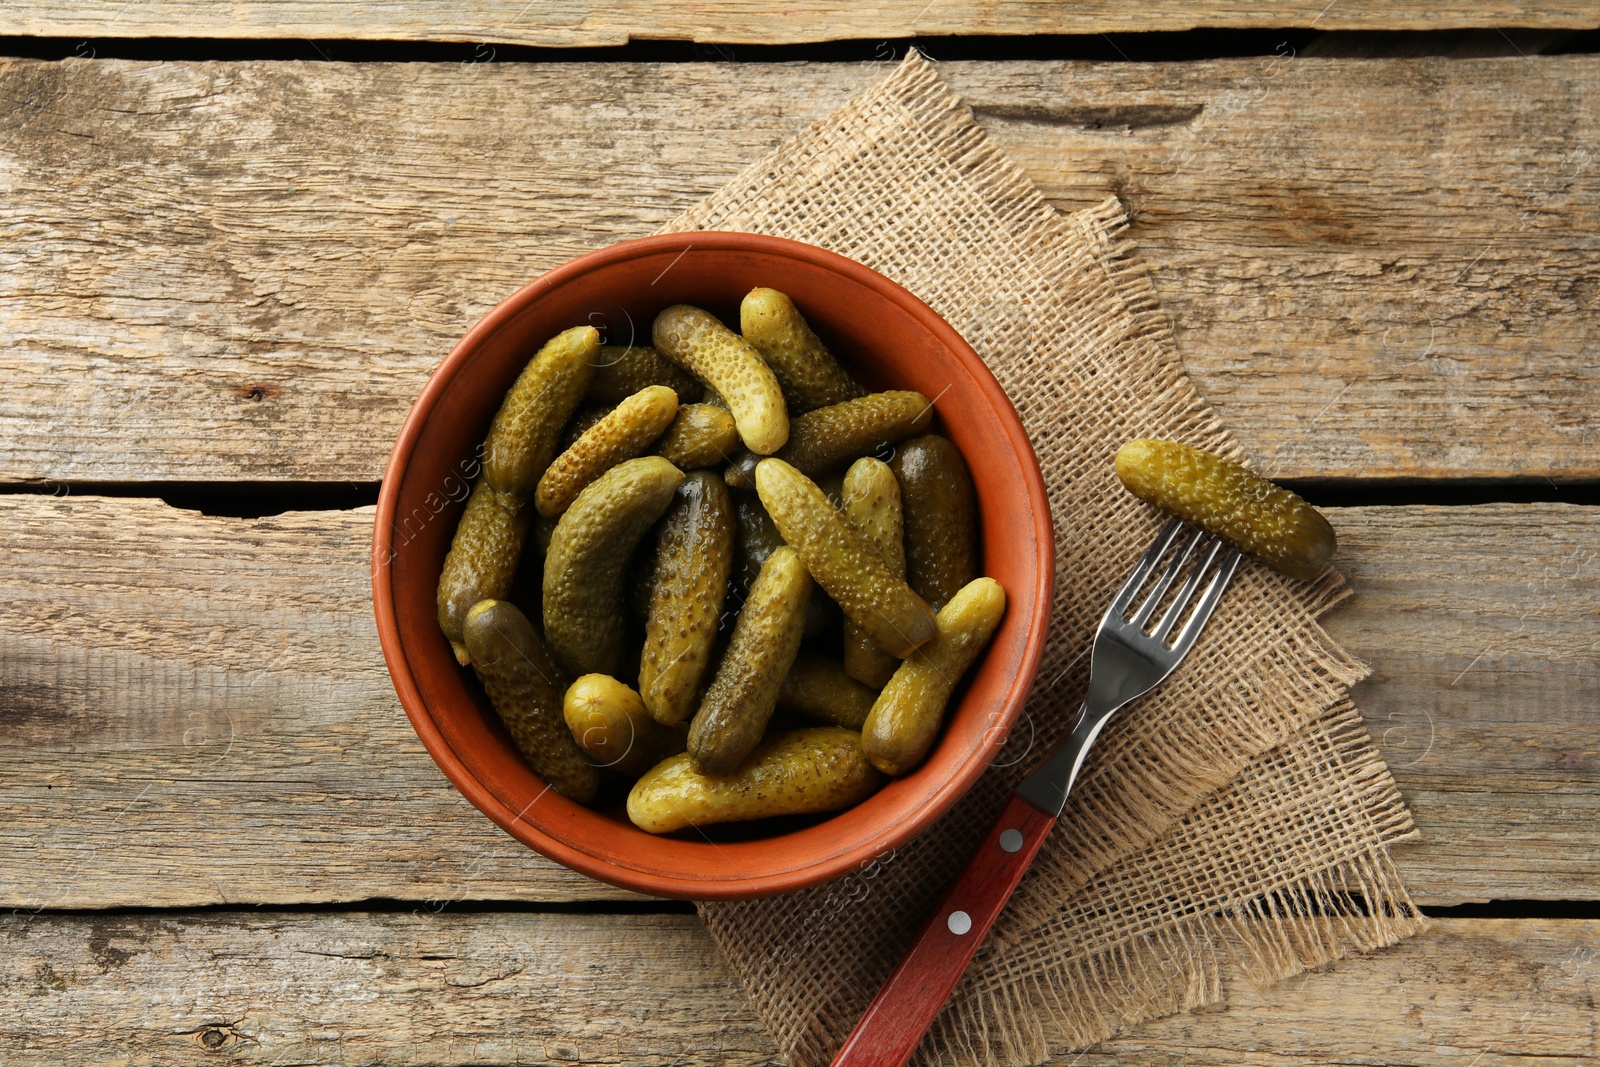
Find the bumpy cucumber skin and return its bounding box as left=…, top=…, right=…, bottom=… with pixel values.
left=587, top=344, right=700, bottom=405
left=777, top=653, right=877, bottom=730
left=893, top=434, right=979, bottom=612
left=862, top=577, right=1006, bottom=777
left=654, top=404, right=740, bottom=469
left=738, top=288, right=865, bottom=414
left=640, top=472, right=735, bottom=727
left=437, top=482, right=530, bottom=664
left=483, top=325, right=601, bottom=498
left=543, top=457, right=683, bottom=678
left=463, top=600, right=599, bottom=803
left=730, top=489, right=833, bottom=640
left=535, top=385, right=679, bottom=518
left=563, top=673, right=688, bottom=780
left=1115, top=438, right=1337, bottom=580
left=628, top=726, right=881, bottom=834
left=687, top=545, right=812, bottom=774
left=724, top=390, right=934, bottom=489
left=755, top=459, right=936, bottom=659
left=560, top=404, right=614, bottom=452
left=651, top=304, right=790, bottom=456
left=840, top=457, right=904, bottom=688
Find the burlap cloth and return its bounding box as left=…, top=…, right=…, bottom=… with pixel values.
left=659, top=52, right=1426, bottom=1066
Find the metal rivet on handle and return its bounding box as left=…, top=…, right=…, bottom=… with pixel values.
left=947, top=910, right=972, bottom=936
left=999, top=829, right=1024, bottom=853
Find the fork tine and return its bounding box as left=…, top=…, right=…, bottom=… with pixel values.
left=1150, top=535, right=1226, bottom=640
left=1129, top=526, right=1204, bottom=628
left=1106, top=518, right=1185, bottom=619
left=1169, top=545, right=1242, bottom=649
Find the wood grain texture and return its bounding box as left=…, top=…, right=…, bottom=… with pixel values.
left=0, top=57, right=1596, bottom=483
left=0, top=496, right=1593, bottom=909
left=6, top=2, right=1599, bottom=46
left=0, top=912, right=1595, bottom=1066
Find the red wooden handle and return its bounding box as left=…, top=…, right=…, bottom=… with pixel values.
left=830, top=792, right=1057, bottom=1067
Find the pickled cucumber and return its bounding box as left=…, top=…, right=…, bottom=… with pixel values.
left=839, top=457, right=904, bottom=688
left=463, top=599, right=598, bottom=803
left=436, top=482, right=530, bottom=664
left=893, top=434, right=979, bottom=612
left=739, top=288, right=864, bottom=414
left=755, top=459, right=936, bottom=658
left=543, top=457, right=683, bottom=677
left=724, top=390, right=934, bottom=489
left=535, top=385, right=679, bottom=518
left=731, top=489, right=833, bottom=639
left=687, top=545, right=812, bottom=774
left=1114, top=438, right=1337, bottom=581
left=640, top=471, right=735, bottom=727
left=652, top=304, right=789, bottom=456
left=588, top=344, right=699, bottom=405
left=654, top=404, right=740, bottom=469
left=778, top=653, right=877, bottom=729
left=862, top=577, right=1006, bottom=776
left=560, top=404, right=614, bottom=452
left=483, top=325, right=601, bottom=498
left=628, top=727, right=882, bottom=834
left=563, top=673, right=687, bottom=779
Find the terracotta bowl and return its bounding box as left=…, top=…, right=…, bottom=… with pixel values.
left=373, top=232, right=1054, bottom=900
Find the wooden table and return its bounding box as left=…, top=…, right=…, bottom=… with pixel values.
left=2, top=6, right=1597, bottom=1064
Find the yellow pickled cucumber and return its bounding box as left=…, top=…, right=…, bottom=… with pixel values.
left=755, top=459, right=936, bottom=658
left=563, top=673, right=688, bottom=779
left=724, top=390, right=934, bottom=489
left=739, top=288, right=864, bottom=414
left=640, top=471, right=735, bottom=726
left=463, top=599, right=598, bottom=803
left=653, top=403, right=740, bottom=469
left=535, top=385, right=679, bottom=518
left=730, top=489, right=833, bottom=639
left=652, top=304, right=789, bottom=455
left=559, top=404, right=614, bottom=452
left=839, top=457, right=904, bottom=688
left=862, top=577, right=1006, bottom=776
left=1114, top=438, right=1337, bottom=580
left=687, top=545, right=812, bottom=774
left=628, top=727, right=881, bottom=834
left=543, top=457, right=683, bottom=677
left=588, top=344, right=700, bottom=405
left=778, top=653, right=877, bottom=729
left=483, top=325, right=601, bottom=497
left=436, top=482, right=530, bottom=664
left=893, top=434, right=979, bottom=612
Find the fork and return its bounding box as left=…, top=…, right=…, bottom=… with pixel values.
left=830, top=518, right=1242, bottom=1067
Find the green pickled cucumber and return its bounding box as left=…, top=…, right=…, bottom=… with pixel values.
left=483, top=325, right=601, bottom=498
left=587, top=344, right=700, bottom=405
left=436, top=482, right=530, bottom=664
left=739, top=288, right=865, bottom=414
left=463, top=599, right=598, bottom=803
left=640, top=471, right=735, bottom=727
left=839, top=458, right=904, bottom=688
left=652, top=304, right=789, bottom=456
left=543, top=457, right=683, bottom=677
left=893, top=434, right=979, bottom=612
left=628, top=727, right=882, bottom=834
left=862, top=577, right=1006, bottom=776
left=723, top=390, right=933, bottom=489
left=755, top=459, right=936, bottom=658
left=1114, top=438, right=1337, bottom=580
left=731, top=489, right=834, bottom=639
left=654, top=403, right=740, bottom=469
left=778, top=653, right=877, bottom=729
left=687, top=545, right=812, bottom=774
left=563, top=673, right=688, bottom=780
left=535, top=385, right=679, bottom=518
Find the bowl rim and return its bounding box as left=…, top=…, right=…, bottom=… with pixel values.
left=373, top=231, right=1055, bottom=899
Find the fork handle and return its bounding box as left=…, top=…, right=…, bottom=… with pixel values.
left=829, top=793, right=1057, bottom=1067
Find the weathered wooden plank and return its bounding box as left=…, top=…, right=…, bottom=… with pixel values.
left=0, top=496, right=1593, bottom=908
left=1, top=57, right=1595, bottom=484
left=0, top=912, right=1594, bottom=1066
left=6, top=2, right=1599, bottom=46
